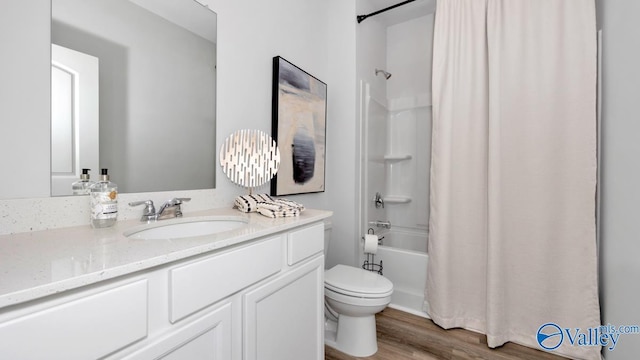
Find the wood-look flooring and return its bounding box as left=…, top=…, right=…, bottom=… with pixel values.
left=325, top=308, right=566, bottom=360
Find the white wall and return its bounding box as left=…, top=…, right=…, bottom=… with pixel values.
left=0, top=2, right=51, bottom=199
left=209, top=0, right=359, bottom=268
left=323, top=0, right=359, bottom=268
left=0, top=0, right=360, bottom=269
left=600, top=1, right=640, bottom=359
left=386, top=14, right=434, bottom=102
left=356, top=2, right=388, bottom=103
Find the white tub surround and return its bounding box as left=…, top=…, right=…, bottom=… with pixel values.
left=0, top=208, right=330, bottom=360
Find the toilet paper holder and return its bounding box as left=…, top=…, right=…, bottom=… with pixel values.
left=362, top=254, right=383, bottom=275
left=362, top=229, right=384, bottom=275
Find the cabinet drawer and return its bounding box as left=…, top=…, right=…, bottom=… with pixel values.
left=169, top=236, right=282, bottom=322
left=0, top=279, right=148, bottom=360
left=287, top=223, right=324, bottom=266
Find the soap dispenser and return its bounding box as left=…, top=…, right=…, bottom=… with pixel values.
left=90, top=169, right=118, bottom=228
left=72, top=168, right=95, bottom=195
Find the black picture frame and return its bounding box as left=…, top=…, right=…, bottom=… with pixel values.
left=271, top=56, right=327, bottom=196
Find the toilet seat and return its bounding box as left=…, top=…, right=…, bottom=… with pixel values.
left=324, top=265, right=393, bottom=299
left=325, top=286, right=391, bottom=308
left=325, top=283, right=393, bottom=299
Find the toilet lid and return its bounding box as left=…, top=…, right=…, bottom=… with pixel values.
left=324, top=264, right=393, bottom=296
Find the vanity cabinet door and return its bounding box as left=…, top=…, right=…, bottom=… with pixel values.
left=121, top=301, right=233, bottom=360
left=243, top=256, right=324, bottom=360
left=157, top=302, right=232, bottom=360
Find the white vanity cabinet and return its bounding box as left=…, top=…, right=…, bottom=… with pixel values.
left=244, top=223, right=325, bottom=360
left=0, top=216, right=327, bottom=360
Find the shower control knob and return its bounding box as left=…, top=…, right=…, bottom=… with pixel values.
left=374, top=192, right=385, bottom=208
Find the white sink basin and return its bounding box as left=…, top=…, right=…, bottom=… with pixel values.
left=125, top=217, right=248, bottom=240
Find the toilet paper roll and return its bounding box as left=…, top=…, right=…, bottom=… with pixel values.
left=364, top=234, right=378, bottom=254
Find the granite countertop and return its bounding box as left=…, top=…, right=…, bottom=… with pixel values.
left=0, top=208, right=331, bottom=310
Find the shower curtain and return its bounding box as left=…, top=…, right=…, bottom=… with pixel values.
left=426, top=1, right=600, bottom=359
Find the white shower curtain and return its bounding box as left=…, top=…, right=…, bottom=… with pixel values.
left=426, top=1, right=600, bottom=359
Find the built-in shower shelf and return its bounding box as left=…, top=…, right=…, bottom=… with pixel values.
left=383, top=196, right=412, bottom=204
left=383, top=154, right=412, bottom=162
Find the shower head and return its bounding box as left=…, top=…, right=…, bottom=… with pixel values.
left=375, top=69, right=392, bottom=80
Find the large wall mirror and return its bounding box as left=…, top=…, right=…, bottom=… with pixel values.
left=51, top=0, right=217, bottom=195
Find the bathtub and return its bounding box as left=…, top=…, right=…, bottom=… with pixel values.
left=375, top=228, right=429, bottom=318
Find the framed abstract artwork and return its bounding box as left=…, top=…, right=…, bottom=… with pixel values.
left=271, top=56, right=327, bottom=196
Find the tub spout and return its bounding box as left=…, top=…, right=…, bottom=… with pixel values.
left=369, top=220, right=391, bottom=229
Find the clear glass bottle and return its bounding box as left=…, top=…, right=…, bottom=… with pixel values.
left=72, top=168, right=95, bottom=195
left=90, top=169, right=118, bottom=228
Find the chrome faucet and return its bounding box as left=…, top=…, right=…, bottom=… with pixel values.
left=129, top=197, right=191, bottom=222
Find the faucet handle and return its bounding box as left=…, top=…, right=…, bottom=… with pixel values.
left=161, top=197, right=191, bottom=217
left=164, top=197, right=191, bottom=207
left=128, top=200, right=156, bottom=221
left=174, top=198, right=190, bottom=216
left=129, top=199, right=155, bottom=210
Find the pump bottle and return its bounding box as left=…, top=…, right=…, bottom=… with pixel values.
left=72, top=168, right=95, bottom=195
left=90, top=169, right=118, bottom=228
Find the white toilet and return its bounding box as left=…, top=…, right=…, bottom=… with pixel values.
left=324, top=264, right=394, bottom=357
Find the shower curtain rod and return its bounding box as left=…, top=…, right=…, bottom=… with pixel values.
left=357, top=0, right=416, bottom=23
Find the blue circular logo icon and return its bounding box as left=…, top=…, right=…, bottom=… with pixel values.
left=537, top=323, right=563, bottom=351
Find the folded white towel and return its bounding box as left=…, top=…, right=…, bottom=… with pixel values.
left=234, top=193, right=274, bottom=213
left=257, top=206, right=301, bottom=218
left=257, top=202, right=286, bottom=211
left=272, top=198, right=305, bottom=212
left=255, top=197, right=305, bottom=218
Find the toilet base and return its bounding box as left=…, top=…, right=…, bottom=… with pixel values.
left=324, top=314, right=378, bottom=357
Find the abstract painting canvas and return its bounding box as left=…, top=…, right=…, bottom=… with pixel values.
left=271, top=56, right=327, bottom=196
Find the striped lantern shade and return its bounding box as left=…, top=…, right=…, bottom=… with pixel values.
left=219, top=129, right=280, bottom=189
